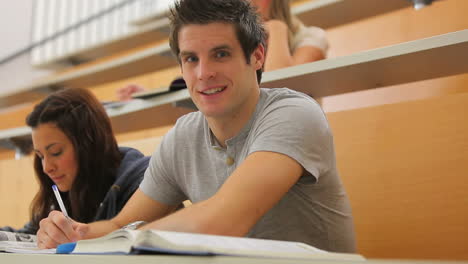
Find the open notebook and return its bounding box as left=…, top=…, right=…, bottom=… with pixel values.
left=57, top=229, right=364, bottom=261
left=0, top=230, right=55, bottom=254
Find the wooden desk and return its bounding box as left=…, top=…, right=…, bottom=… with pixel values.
left=1, top=253, right=466, bottom=264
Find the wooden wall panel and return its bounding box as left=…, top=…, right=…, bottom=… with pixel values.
left=115, top=125, right=173, bottom=146
left=322, top=73, right=468, bottom=113
left=0, top=103, right=35, bottom=130
left=0, top=150, right=13, bottom=160
left=322, top=0, right=468, bottom=111
left=119, top=136, right=165, bottom=157
left=326, top=0, right=467, bottom=58
left=0, top=156, right=37, bottom=228
left=327, top=92, right=468, bottom=260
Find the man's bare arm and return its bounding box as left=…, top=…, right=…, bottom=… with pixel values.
left=141, top=151, right=303, bottom=236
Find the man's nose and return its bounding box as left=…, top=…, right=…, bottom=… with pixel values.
left=197, top=59, right=216, bottom=80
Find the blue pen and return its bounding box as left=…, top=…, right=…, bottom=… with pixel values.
left=52, top=185, right=77, bottom=254
left=52, top=185, right=70, bottom=219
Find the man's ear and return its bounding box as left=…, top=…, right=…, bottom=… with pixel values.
left=252, top=44, right=266, bottom=71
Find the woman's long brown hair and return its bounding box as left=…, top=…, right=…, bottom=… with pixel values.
left=26, top=88, right=122, bottom=229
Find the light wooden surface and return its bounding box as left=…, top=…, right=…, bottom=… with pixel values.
left=0, top=42, right=176, bottom=109
left=117, top=136, right=165, bottom=156
left=115, top=125, right=173, bottom=147
left=322, top=73, right=468, bottom=113
left=0, top=155, right=37, bottom=228
left=2, top=29, right=466, bottom=146
left=0, top=127, right=30, bottom=141
left=0, top=103, right=36, bottom=130
left=321, top=0, right=468, bottom=111
left=110, top=103, right=192, bottom=134
left=0, top=93, right=191, bottom=150
left=262, top=30, right=468, bottom=97
left=3, top=254, right=466, bottom=264
left=328, top=92, right=468, bottom=260
left=293, top=0, right=410, bottom=29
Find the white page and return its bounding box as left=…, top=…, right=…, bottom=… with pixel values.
left=0, top=241, right=56, bottom=254
left=153, top=231, right=326, bottom=254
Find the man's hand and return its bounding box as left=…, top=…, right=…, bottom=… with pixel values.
left=36, top=210, right=89, bottom=249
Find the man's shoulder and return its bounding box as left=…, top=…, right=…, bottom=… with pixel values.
left=163, top=111, right=205, bottom=142
left=257, top=88, right=328, bottom=126
left=260, top=87, right=311, bottom=99
left=175, top=110, right=205, bottom=129
left=259, top=88, right=320, bottom=110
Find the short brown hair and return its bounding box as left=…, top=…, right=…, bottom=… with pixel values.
left=169, top=0, right=267, bottom=84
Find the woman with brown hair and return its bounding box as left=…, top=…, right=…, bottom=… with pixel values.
left=0, top=87, right=150, bottom=234
left=251, top=0, right=329, bottom=71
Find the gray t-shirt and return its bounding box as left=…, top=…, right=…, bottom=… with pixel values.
left=140, top=88, right=356, bottom=253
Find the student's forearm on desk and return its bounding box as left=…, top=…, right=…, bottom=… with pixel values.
left=83, top=220, right=121, bottom=239
left=141, top=152, right=303, bottom=237
left=140, top=197, right=249, bottom=236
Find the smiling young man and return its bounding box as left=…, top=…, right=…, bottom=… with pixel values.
left=36, top=0, right=356, bottom=253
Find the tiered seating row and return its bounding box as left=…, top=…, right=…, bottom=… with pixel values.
left=1, top=29, right=467, bottom=151
left=0, top=0, right=414, bottom=108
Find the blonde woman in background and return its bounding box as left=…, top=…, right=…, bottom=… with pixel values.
left=116, top=0, right=328, bottom=101
left=251, top=0, right=328, bottom=71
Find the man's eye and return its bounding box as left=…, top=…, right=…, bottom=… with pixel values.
left=216, top=51, right=229, bottom=58
left=184, top=56, right=198, bottom=63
